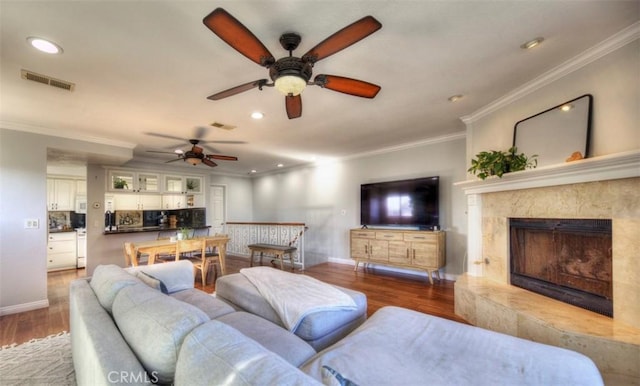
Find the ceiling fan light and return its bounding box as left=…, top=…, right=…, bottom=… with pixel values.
left=186, top=157, right=202, bottom=166
left=274, top=75, right=307, bottom=96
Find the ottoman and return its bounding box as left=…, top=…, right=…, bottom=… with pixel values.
left=215, top=272, right=367, bottom=351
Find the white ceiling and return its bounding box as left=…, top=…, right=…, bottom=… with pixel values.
left=1, top=1, right=638, bottom=175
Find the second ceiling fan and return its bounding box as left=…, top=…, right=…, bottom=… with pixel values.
left=203, top=8, right=382, bottom=119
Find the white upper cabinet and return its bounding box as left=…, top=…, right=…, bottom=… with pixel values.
left=47, top=178, right=76, bottom=211
left=163, top=175, right=202, bottom=194
left=113, top=193, right=162, bottom=210
left=108, top=170, right=160, bottom=193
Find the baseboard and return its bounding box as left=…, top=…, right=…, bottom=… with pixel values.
left=0, top=299, right=49, bottom=316
left=327, top=257, right=458, bottom=282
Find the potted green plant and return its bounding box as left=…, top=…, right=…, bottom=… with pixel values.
left=177, top=227, right=191, bottom=240
left=113, top=177, right=128, bottom=189
left=468, top=146, right=537, bottom=180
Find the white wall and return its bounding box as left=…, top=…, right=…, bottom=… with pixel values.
left=0, top=128, right=132, bottom=314
left=467, top=40, right=639, bottom=166
left=251, top=136, right=468, bottom=275
left=210, top=174, right=253, bottom=223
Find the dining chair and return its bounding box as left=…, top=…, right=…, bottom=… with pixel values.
left=155, top=230, right=177, bottom=262
left=193, top=233, right=227, bottom=281
left=123, top=242, right=148, bottom=267
left=176, top=238, right=210, bottom=286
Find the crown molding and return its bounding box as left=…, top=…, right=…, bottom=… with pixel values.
left=461, top=21, right=640, bottom=124
left=342, top=131, right=467, bottom=161
left=0, top=120, right=137, bottom=149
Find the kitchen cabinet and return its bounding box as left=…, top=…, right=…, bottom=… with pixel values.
left=350, top=229, right=445, bottom=284
left=163, top=175, right=203, bottom=194
left=108, top=170, right=160, bottom=193
left=76, top=179, right=87, bottom=195
left=113, top=193, right=162, bottom=210
left=162, top=194, right=186, bottom=209
left=47, top=178, right=76, bottom=211
left=47, top=232, right=77, bottom=271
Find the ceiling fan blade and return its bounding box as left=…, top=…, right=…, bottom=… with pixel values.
left=146, top=150, right=177, bottom=154
left=286, top=95, right=302, bottom=119
left=207, top=79, right=268, bottom=100
left=203, top=158, right=218, bottom=167
left=202, top=8, right=275, bottom=67
left=144, top=132, right=186, bottom=142
left=302, top=16, right=381, bottom=63
left=165, top=158, right=183, bottom=164
left=314, top=75, right=381, bottom=98
left=194, top=126, right=207, bottom=139
left=207, top=154, right=238, bottom=161
left=192, top=146, right=204, bottom=154
left=200, top=140, right=247, bottom=145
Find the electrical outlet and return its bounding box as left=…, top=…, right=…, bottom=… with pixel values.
left=24, top=219, right=39, bottom=229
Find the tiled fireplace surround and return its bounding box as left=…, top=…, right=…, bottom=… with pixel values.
left=454, top=151, right=639, bottom=384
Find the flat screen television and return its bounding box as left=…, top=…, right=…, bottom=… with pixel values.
left=360, top=176, right=439, bottom=229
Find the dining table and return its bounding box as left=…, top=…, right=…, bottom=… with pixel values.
left=131, top=235, right=230, bottom=275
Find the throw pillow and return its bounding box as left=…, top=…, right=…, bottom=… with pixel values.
left=136, top=271, right=168, bottom=294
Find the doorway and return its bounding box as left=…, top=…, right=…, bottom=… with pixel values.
left=209, top=185, right=226, bottom=235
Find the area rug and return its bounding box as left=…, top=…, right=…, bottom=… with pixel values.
left=0, top=331, right=75, bottom=385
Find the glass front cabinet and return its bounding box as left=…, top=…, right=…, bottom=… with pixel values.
left=163, top=175, right=202, bottom=194
left=108, top=170, right=160, bottom=193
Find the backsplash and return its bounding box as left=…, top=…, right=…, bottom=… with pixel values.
left=105, top=208, right=206, bottom=228
left=49, top=211, right=86, bottom=230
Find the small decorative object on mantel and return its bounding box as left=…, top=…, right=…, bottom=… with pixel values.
left=565, top=151, right=584, bottom=162
left=468, top=146, right=538, bottom=180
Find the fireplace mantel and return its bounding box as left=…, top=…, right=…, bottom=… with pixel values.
left=454, top=150, right=639, bottom=195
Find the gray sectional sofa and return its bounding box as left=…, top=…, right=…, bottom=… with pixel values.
left=70, top=260, right=604, bottom=385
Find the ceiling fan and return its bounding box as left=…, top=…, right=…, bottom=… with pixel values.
left=145, top=130, right=241, bottom=167
left=202, top=8, right=382, bottom=119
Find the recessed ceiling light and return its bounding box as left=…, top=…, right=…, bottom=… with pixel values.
left=520, top=37, right=544, bottom=50
left=251, top=111, right=264, bottom=119
left=27, top=37, right=63, bottom=54
left=560, top=104, right=573, bottom=112
left=174, top=149, right=184, bottom=154
left=250, top=169, right=257, bottom=173
left=448, top=94, right=463, bottom=102
left=277, top=163, right=284, bottom=168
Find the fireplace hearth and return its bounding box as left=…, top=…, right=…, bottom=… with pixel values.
left=509, top=218, right=612, bottom=316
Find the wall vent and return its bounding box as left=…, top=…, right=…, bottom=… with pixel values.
left=210, top=121, right=236, bottom=131
left=21, top=69, right=75, bottom=91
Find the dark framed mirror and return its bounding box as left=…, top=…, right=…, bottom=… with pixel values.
left=513, top=94, right=592, bottom=167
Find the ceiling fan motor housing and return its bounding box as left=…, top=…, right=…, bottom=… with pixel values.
left=269, top=57, right=313, bottom=83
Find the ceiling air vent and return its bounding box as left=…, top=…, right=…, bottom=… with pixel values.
left=21, top=69, right=75, bottom=91
left=210, top=121, right=236, bottom=131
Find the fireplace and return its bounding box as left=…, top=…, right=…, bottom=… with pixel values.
left=509, top=218, right=612, bottom=316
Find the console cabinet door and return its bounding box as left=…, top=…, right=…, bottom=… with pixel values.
left=369, top=239, right=389, bottom=262
left=351, top=237, right=370, bottom=260
left=388, top=241, right=411, bottom=264
left=411, top=241, right=438, bottom=268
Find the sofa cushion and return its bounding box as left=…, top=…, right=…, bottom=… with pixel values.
left=126, top=260, right=194, bottom=293
left=215, top=273, right=367, bottom=344
left=174, top=320, right=322, bottom=386
left=112, top=283, right=209, bottom=384
left=89, top=264, right=141, bottom=313
left=216, top=311, right=316, bottom=367
left=301, top=306, right=604, bottom=386
left=170, top=289, right=235, bottom=319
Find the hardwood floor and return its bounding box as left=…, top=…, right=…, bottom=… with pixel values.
left=0, top=256, right=465, bottom=346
